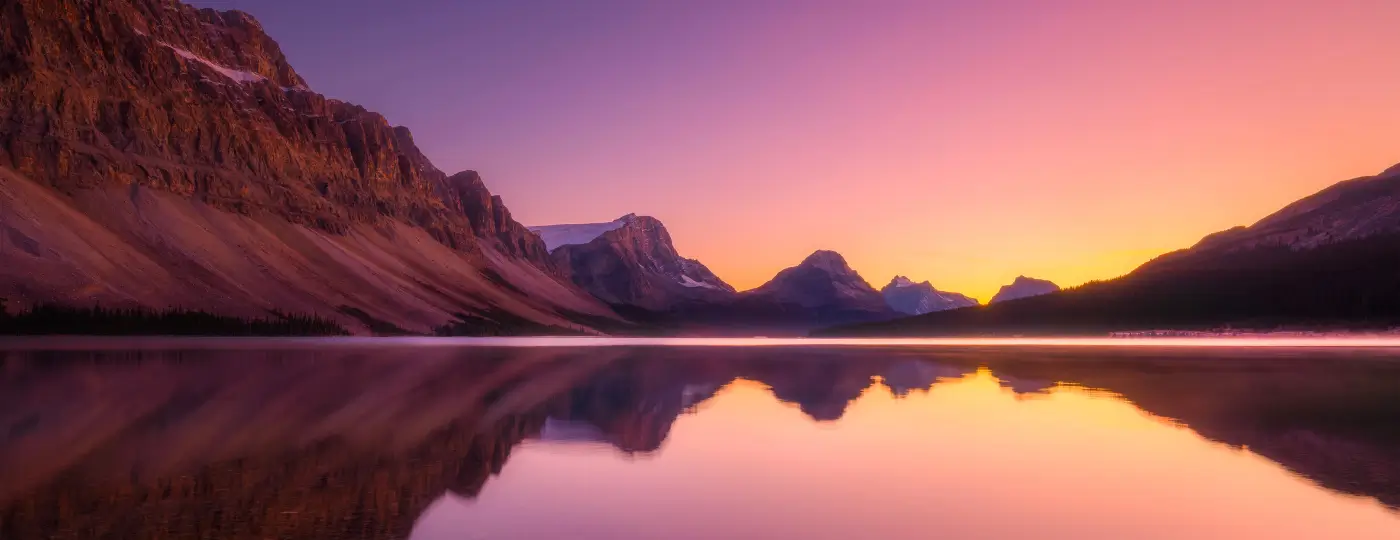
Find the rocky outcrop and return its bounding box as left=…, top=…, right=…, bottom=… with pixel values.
left=881, top=276, right=979, bottom=315
left=0, top=0, right=614, bottom=333
left=439, top=170, right=552, bottom=265
left=988, top=276, right=1060, bottom=304
left=540, top=214, right=735, bottom=310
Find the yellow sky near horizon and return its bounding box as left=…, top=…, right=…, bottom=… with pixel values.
left=324, top=1, right=1400, bottom=302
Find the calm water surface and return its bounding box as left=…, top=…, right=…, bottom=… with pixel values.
left=2, top=338, right=1399, bottom=539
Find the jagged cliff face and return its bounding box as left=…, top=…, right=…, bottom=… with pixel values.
left=545, top=215, right=736, bottom=310
left=0, top=0, right=612, bottom=333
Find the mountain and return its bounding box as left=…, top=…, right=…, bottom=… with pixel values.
left=608, top=250, right=896, bottom=335
left=530, top=214, right=635, bottom=252
left=722, top=250, right=896, bottom=328
left=1182, top=164, right=1400, bottom=255
left=527, top=216, right=891, bottom=332
left=818, top=163, right=1400, bottom=336
left=0, top=0, right=618, bottom=334
left=988, top=276, right=1060, bottom=304
left=531, top=214, right=735, bottom=310
left=750, top=251, right=889, bottom=311
left=881, top=276, right=979, bottom=315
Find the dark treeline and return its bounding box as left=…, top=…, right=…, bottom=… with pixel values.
left=0, top=301, right=349, bottom=336
left=819, top=233, right=1400, bottom=336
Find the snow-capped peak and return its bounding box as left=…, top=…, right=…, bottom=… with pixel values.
left=889, top=276, right=916, bottom=288
left=529, top=214, right=637, bottom=252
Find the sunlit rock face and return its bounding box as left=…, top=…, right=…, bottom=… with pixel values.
left=0, top=0, right=617, bottom=334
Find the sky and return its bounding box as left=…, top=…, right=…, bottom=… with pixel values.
left=189, top=0, right=1400, bottom=301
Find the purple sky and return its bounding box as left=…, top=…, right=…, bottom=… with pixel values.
left=185, top=0, right=825, bottom=191
left=182, top=0, right=1400, bottom=299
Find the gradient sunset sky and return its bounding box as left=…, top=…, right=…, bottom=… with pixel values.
left=190, top=0, right=1400, bottom=301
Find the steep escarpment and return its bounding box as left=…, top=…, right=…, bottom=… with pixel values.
left=0, top=0, right=614, bottom=333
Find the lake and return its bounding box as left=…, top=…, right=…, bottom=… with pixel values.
left=2, top=338, right=1399, bottom=539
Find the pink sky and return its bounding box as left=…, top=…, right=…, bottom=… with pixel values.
left=193, top=0, right=1400, bottom=300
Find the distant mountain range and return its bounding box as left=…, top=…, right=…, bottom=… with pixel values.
left=820, top=164, right=1400, bottom=336
left=4, top=0, right=1399, bottom=337
left=527, top=213, right=1039, bottom=332
left=881, top=276, right=978, bottom=315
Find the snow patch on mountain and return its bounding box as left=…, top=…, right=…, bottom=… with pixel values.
left=163, top=43, right=267, bottom=83
left=881, top=276, right=979, bottom=315
left=530, top=214, right=635, bottom=252
left=679, top=274, right=720, bottom=289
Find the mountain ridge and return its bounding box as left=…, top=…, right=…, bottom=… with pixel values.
left=818, top=162, right=1400, bottom=336
left=988, top=276, right=1061, bottom=304
left=0, top=0, right=619, bottom=334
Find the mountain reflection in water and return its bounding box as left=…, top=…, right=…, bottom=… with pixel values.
left=1, top=342, right=1399, bottom=539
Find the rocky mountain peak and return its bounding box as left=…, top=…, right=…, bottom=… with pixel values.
left=541, top=214, right=735, bottom=310
left=800, top=250, right=856, bottom=275
left=887, top=276, right=918, bottom=288
left=880, top=275, right=979, bottom=315
left=751, top=250, right=887, bottom=314
left=989, top=276, right=1061, bottom=304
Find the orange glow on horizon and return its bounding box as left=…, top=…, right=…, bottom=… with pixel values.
left=472, top=1, right=1400, bottom=301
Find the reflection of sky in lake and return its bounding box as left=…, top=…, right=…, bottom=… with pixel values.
left=413, top=369, right=1400, bottom=540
